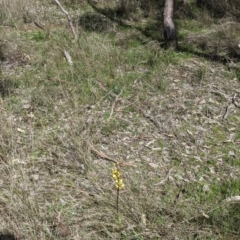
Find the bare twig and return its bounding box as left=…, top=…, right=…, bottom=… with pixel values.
left=108, top=88, right=124, bottom=121
left=154, top=168, right=172, bottom=186
left=222, top=105, right=230, bottom=120
left=54, top=0, right=77, bottom=40
left=87, top=141, right=117, bottom=163
left=87, top=141, right=136, bottom=167
left=63, top=49, right=73, bottom=67
left=34, top=21, right=45, bottom=31
left=225, top=196, right=240, bottom=202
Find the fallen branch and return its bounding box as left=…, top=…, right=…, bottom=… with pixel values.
left=54, top=0, right=77, bottom=40
left=63, top=49, right=73, bottom=67
left=34, top=21, right=45, bottom=31
left=154, top=168, right=172, bottom=186
left=225, top=196, right=240, bottom=202
left=107, top=88, right=124, bottom=121
left=222, top=105, right=230, bottom=120
left=87, top=141, right=136, bottom=167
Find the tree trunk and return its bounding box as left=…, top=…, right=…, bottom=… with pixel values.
left=163, top=0, right=177, bottom=50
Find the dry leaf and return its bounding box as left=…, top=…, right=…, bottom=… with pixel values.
left=17, top=128, right=25, bottom=133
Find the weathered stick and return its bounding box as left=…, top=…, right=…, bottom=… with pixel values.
left=108, top=88, right=124, bottom=121
left=63, top=49, right=73, bottom=66
left=34, top=21, right=45, bottom=31
left=54, top=0, right=77, bottom=40
left=87, top=141, right=136, bottom=167
left=154, top=168, right=172, bottom=186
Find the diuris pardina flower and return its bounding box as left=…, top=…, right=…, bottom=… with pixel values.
left=112, top=168, right=124, bottom=190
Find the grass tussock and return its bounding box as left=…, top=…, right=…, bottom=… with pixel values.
left=0, top=0, right=36, bottom=25
left=0, top=0, right=240, bottom=239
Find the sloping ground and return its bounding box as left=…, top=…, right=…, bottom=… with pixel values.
left=0, top=1, right=240, bottom=239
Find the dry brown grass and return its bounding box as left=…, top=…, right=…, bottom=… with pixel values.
left=196, top=0, right=240, bottom=18
left=0, top=0, right=240, bottom=239
left=185, top=20, right=240, bottom=60
left=0, top=0, right=35, bottom=25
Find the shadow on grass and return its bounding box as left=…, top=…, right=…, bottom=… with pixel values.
left=82, top=1, right=239, bottom=66
left=0, top=77, right=18, bottom=98
left=191, top=203, right=240, bottom=238
left=85, top=0, right=164, bottom=43
left=196, top=0, right=240, bottom=19
left=178, top=44, right=240, bottom=66
left=0, top=234, right=17, bottom=240
left=78, top=12, right=113, bottom=32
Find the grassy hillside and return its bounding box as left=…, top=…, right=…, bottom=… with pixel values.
left=0, top=0, right=240, bottom=239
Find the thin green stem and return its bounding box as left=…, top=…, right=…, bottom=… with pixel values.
left=116, top=183, right=119, bottom=214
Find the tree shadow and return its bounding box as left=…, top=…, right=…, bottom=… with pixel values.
left=85, top=0, right=164, bottom=43
left=78, top=12, right=114, bottom=33
left=177, top=46, right=233, bottom=65
left=82, top=1, right=239, bottom=65
left=0, top=233, right=17, bottom=240
left=196, top=0, right=240, bottom=19
left=0, top=77, right=18, bottom=98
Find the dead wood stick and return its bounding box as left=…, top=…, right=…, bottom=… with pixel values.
left=87, top=141, right=117, bottom=164
left=87, top=141, right=136, bottom=167
left=63, top=49, right=73, bottom=67
left=154, top=168, right=172, bottom=186
left=222, top=105, right=230, bottom=120
left=34, top=21, right=45, bottom=31
left=108, top=88, right=124, bottom=121
left=54, top=0, right=77, bottom=40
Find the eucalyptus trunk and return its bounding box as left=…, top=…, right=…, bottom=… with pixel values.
left=163, top=0, right=178, bottom=49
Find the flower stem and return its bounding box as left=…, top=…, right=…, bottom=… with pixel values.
left=116, top=187, right=119, bottom=214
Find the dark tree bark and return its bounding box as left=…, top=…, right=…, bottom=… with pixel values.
left=163, top=0, right=178, bottom=50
